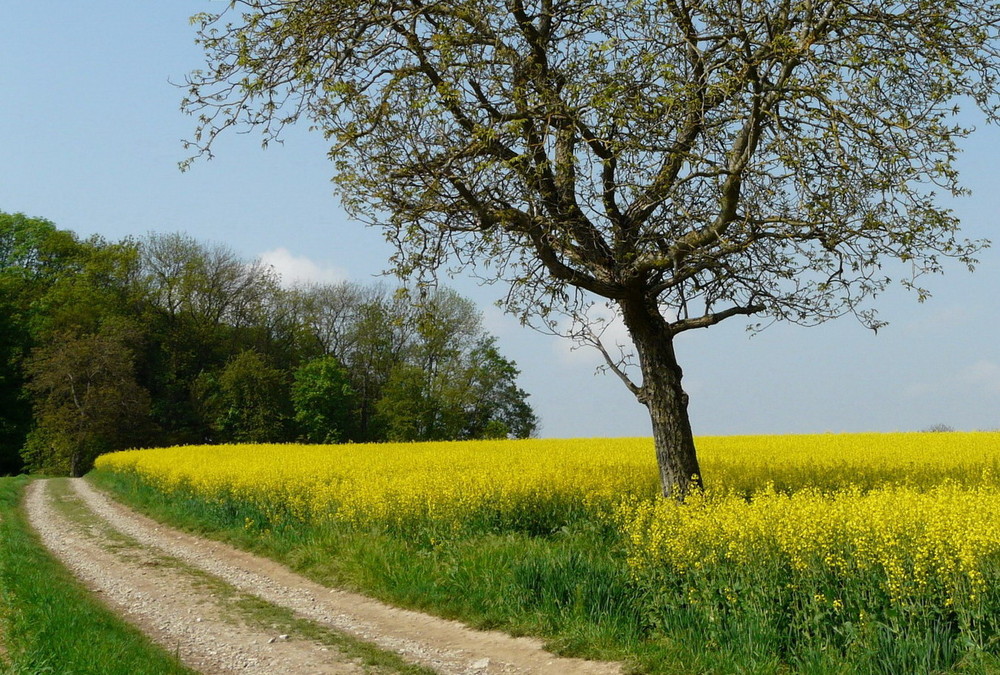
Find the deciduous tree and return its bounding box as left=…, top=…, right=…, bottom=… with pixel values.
left=23, top=321, right=151, bottom=476
left=214, top=350, right=291, bottom=443
left=137, top=232, right=284, bottom=443
left=1, top=212, right=142, bottom=473
left=292, top=355, right=358, bottom=442
left=185, top=0, right=1000, bottom=497
left=461, top=337, right=538, bottom=440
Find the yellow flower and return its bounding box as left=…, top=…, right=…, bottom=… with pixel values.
left=95, top=431, right=1000, bottom=609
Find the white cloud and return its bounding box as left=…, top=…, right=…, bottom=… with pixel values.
left=259, top=247, right=348, bottom=288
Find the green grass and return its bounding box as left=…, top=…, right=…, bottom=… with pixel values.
left=88, top=469, right=1000, bottom=674
left=89, top=469, right=737, bottom=673
left=0, top=476, right=194, bottom=675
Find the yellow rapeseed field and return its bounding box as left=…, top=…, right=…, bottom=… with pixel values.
left=96, top=432, right=1000, bottom=608
left=95, top=438, right=661, bottom=532
left=616, top=482, right=1000, bottom=608
left=95, top=433, right=1000, bottom=524
left=95, top=433, right=1000, bottom=668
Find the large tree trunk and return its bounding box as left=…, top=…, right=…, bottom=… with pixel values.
left=619, top=297, right=702, bottom=500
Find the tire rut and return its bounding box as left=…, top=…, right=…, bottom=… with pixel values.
left=28, top=478, right=624, bottom=675
left=26, top=479, right=369, bottom=674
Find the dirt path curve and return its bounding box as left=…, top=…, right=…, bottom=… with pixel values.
left=27, top=479, right=624, bottom=675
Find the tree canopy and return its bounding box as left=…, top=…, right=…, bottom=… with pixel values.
left=0, top=215, right=537, bottom=475
left=183, top=0, right=1000, bottom=498
left=24, top=322, right=151, bottom=476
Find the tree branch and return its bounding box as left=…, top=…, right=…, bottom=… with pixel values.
left=589, top=335, right=642, bottom=398
left=669, top=303, right=766, bottom=335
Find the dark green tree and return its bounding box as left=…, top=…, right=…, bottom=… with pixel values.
left=461, top=337, right=538, bottom=440
left=23, top=321, right=152, bottom=476
left=376, top=347, right=538, bottom=442
left=3, top=211, right=537, bottom=461
left=0, top=212, right=141, bottom=473
left=375, top=363, right=432, bottom=442
left=0, top=220, right=35, bottom=474
left=375, top=289, right=480, bottom=441
left=185, top=0, right=1000, bottom=497
left=375, top=294, right=537, bottom=441
left=286, top=283, right=538, bottom=442
left=339, top=291, right=418, bottom=440
left=291, top=356, right=358, bottom=443
left=136, top=232, right=284, bottom=444
left=214, top=350, right=291, bottom=443
left=0, top=307, right=29, bottom=474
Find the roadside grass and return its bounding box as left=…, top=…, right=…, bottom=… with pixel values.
left=90, top=467, right=1000, bottom=674
left=0, top=476, right=193, bottom=675
left=47, top=478, right=435, bottom=675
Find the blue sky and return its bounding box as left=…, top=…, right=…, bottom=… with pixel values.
left=3, top=2, right=999, bottom=437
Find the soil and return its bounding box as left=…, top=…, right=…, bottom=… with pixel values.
left=25, top=478, right=625, bottom=675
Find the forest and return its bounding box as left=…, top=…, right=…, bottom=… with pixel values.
left=0, top=211, right=537, bottom=476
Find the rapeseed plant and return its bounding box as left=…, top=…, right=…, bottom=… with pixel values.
left=95, top=432, right=1000, bottom=670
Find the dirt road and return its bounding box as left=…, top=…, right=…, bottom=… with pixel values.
left=25, top=478, right=624, bottom=675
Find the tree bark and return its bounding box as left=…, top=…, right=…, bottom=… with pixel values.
left=619, top=296, right=702, bottom=500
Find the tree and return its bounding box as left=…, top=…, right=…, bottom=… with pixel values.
left=1, top=212, right=142, bottom=473
left=2, top=210, right=535, bottom=459
left=140, top=232, right=278, bottom=329
left=0, top=307, right=29, bottom=474
left=136, top=233, right=286, bottom=444
left=461, top=337, right=538, bottom=440
left=375, top=323, right=537, bottom=442
left=339, top=292, right=415, bottom=440
left=386, top=288, right=481, bottom=440
left=290, top=281, right=377, bottom=357
left=286, top=282, right=537, bottom=442
left=0, top=212, right=56, bottom=473
left=213, top=350, right=291, bottom=443
left=185, top=0, right=1000, bottom=498
left=23, top=321, right=152, bottom=476
left=376, top=363, right=433, bottom=441
left=292, top=355, right=358, bottom=443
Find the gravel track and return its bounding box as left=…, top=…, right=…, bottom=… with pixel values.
left=26, top=478, right=624, bottom=675
left=26, top=479, right=366, bottom=674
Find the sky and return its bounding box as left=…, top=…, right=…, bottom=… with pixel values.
left=3, top=2, right=999, bottom=438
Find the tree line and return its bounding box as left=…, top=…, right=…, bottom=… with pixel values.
left=0, top=211, right=537, bottom=476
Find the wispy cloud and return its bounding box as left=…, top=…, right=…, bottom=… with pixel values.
left=259, top=247, right=348, bottom=288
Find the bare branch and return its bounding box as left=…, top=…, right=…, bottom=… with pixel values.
left=589, top=335, right=642, bottom=397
